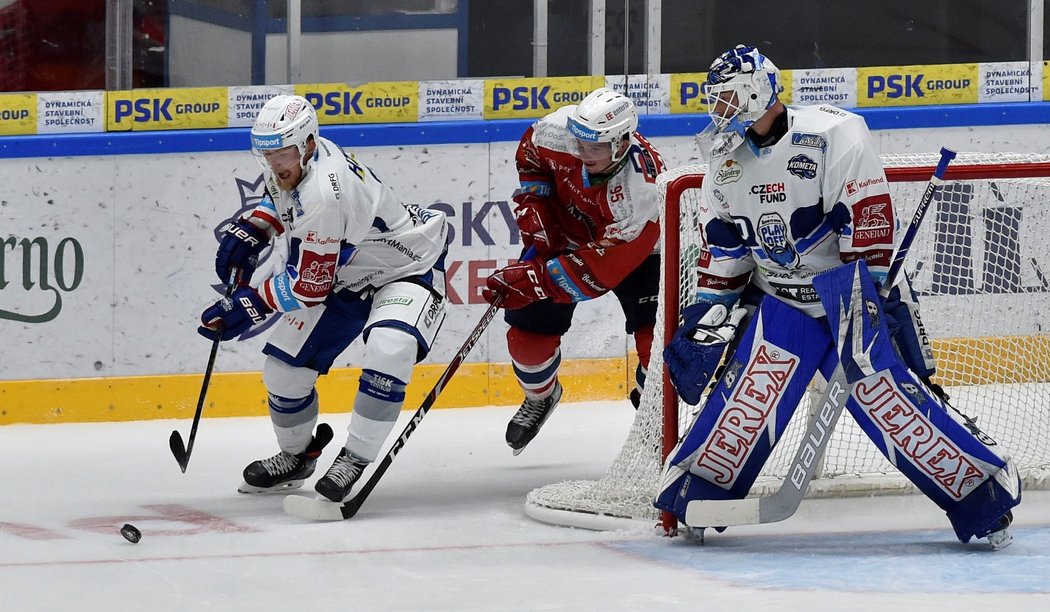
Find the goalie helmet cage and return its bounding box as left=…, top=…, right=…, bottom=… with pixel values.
left=525, top=151, right=1050, bottom=532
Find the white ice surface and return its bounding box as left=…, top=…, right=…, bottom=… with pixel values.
left=1, top=401, right=1048, bottom=611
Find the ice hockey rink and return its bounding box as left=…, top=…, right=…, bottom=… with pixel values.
left=2, top=400, right=1048, bottom=611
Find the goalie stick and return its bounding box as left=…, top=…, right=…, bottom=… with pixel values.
left=684, top=147, right=957, bottom=528
left=283, top=247, right=535, bottom=521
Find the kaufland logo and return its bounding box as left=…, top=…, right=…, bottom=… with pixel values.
left=845, top=176, right=886, bottom=196
left=252, top=134, right=283, bottom=149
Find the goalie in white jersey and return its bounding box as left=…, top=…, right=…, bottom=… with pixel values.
left=659, top=45, right=1019, bottom=549
left=198, top=95, right=449, bottom=503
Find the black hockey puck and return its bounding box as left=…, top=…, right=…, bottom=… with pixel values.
left=120, top=523, right=141, bottom=544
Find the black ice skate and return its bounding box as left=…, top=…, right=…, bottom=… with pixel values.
left=987, top=510, right=1014, bottom=551
left=506, top=381, right=563, bottom=455
left=238, top=423, right=333, bottom=494
left=314, top=448, right=369, bottom=502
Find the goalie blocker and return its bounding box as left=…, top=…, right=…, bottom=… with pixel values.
left=655, top=261, right=1021, bottom=545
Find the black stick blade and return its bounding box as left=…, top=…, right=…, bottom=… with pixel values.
left=340, top=498, right=364, bottom=520
left=169, top=430, right=189, bottom=473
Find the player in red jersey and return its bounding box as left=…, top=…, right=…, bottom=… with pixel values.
left=482, top=87, right=666, bottom=454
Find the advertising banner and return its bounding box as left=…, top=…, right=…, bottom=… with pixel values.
left=37, top=91, right=105, bottom=134
left=418, top=79, right=485, bottom=121
left=608, top=74, right=672, bottom=115
left=669, top=72, right=707, bottom=114
left=0, top=93, right=36, bottom=136
left=2, top=117, right=1049, bottom=422
left=0, top=63, right=1042, bottom=136
left=859, top=64, right=978, bottom=107
left=483, top=76, right=603, bottom=120
left=107, top=87, right=229, bottom=131
left=228, top=85, right=295, bottom=128
left=790, top=68, right=856, bottom=108
left=297, top=81, right=419, bottom=125
left=978, top=62, right=1040, bottom=103
left=1044, top=60, right=1050, bottom=102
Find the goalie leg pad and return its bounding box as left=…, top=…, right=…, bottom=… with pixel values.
left=654, top=296, right=832, bottom=519
left=947, top=458, right=1021, bottom=542
left=813, top=262, right=1021, bottom=543
left=845, top=369, right=1021, bottom=542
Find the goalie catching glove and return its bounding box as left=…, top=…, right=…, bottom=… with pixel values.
left=664, top=301, right=747, bottom=405
left=198, top=286, right=273, bottom=341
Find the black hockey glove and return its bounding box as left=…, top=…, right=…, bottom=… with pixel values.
left=215, top=220, right=268, bottom=284
left=198, top=286, right=272, bottom=341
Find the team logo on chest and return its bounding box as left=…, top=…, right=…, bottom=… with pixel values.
left=787, top=154, right=818, bottom=179
left=757, top=212, right=799, bottom=267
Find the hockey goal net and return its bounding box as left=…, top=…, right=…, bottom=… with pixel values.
left=526, top=151, right=1050, bottom=531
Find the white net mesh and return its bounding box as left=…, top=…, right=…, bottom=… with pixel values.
left=526, top=152, right=1050, bottom=530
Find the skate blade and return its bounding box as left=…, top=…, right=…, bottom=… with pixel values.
left=237, top=479, right=306, bottom=495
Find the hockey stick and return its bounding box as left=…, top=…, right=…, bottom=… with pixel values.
left=884, top=147, right=957, bottom=292
left=684, top=147, right=957, bottom=527
left=170, top=269, right=239, bottom=473
left=283, top=247, right=536, bottom=521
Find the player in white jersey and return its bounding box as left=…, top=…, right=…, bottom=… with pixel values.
left=198, top=95, right=449, bottom=503
left=675, top=44, right=932, bottom=386
left=660, top=45, right=1018, bottom=549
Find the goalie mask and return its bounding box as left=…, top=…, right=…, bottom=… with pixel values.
left=566, top=87, right=638, bottom=168
left=696, top=45, right=783, bottom=161
left=250, top=94, right=320, bottom=181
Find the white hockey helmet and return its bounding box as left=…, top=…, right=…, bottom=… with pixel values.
left=566, top=87, right=638, bottom=164
left=250, top=94, right=319, bottom=173
left=696, top=45, right=783, bottom=160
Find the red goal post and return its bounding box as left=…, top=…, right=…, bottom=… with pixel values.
left=526, top=152, right=1050, bottom=532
